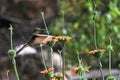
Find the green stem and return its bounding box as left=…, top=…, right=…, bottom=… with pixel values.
left=92, top=0, right=97, bottom=49
left=58, top=49, right=65, bottom=79
left=41, top=12, right=49, bottom=35
left=10, top=31, right=13, bottom=49
left=61, top=8, right=65, bottom=79
left=61, top=47, right=65, bottom=79
left=12, top=58, right=19, bottom=80
left=77, top=51, right=81, bottom=67
left=62, top=50, right=65, bottom=79
left=80, top=72, right=85, bottom=80
left=98, top=58, right=104, bottom=80
left=62, top=10, right=66, bottom=34
left=40, top=44, right=47, bottom=70
left=109, top=38, right=112, bottom=76
left=61, top=4, right=65, bottom=79
left=9, top=25, right=13, bottom=49
left=93, top=20, right=97, bottom=49
left=109, top=50, right=112, bottom=76
left=9, top=25, right=19, bottom=80
left=50, top=47, right=54, bottom=76
left=77, top=55, right=81, bottom=67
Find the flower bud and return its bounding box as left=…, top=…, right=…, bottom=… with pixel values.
left=106, top=76, right=116, bottom=80
left=8, top=49, right=16, bottom=58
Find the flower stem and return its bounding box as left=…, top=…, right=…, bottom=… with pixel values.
left=76, top=50, right=81, bottom=67
left=108, top=38, right=112, bottom=76
left=50, top=47, right=54, bottom=76
left=109, top=50, right=112, bottom=76
left=41, top=12, right=49, bottom=35
left=92, top=1, right=104, bottom=79
left=61, top=46, right=65, bottom=79
left=58, top=43, right=65, bottom=79
left=9, top=25, right=19, bottom=80
left=59, top=47, right=65, bottom=79
left=98, top=58, right=104, bottom=80
left=9, top=24, right=13, bottom=49
left=92, top=0, right=97, bottom=49
left=93, top=20, right=97, bottom=49
left=40, top=44, right=47, bottom=70
left=12, top=58, right=19, bottom=80
left=62, top=49, right=65, bottom=79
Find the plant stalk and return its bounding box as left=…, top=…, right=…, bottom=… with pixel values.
left=9, top=25, right=20, bottom=80
left=40, top=44, right=47, bottom=70
left=108, top=38, right=112, bottom=76
left=61, top=46, right=65, bottom=79
left=41, top=12, right=49, bottom=35
left=109, top=50, right=112, bottom=76
left=92, top=0, right=97, bottom=49
left=10, top=25, right=13, bottom=49
left=50, top=47, right=54, bottom=76
left=98, top=58, right=104, bottom=80
left=12, top=58, right=19, bottom=80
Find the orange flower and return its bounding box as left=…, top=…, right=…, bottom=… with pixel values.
left=85, top=69, right=89, bottom=72
left=51, top=77, right=56, bottom=80
left=58, top=36, right=65, bottom=40
left=99, top=49, right=106, bottom=52
left=72, top=66, right=89, bottom=75
left=55, top=72, right=63, bottom=77
left=72, top=67, right=79, bottom=75
left=66, top=36, right=72, bottom=41
left=52, top=72, right=67, bottom=80
left=35, top=36, right=72, bottom=44
left=40, top=70, right=48, bottom=74
left=53, top=36, right=72, bottom=42
left=54, top=36, right=63, bottom=41
left=40, top=68, right=55, bottom=74
left=52, top=38, right=59, bottom=43
left=54, top=36, right=60, bottom=40
left=88, top=49, right=106, bottom=54
left=73, top=67, right=79, bottom=71
left=48, top=68, right=55, bottom=72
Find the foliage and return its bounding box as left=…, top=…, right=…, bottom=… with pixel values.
left=49, top=0, right=120, bottom=67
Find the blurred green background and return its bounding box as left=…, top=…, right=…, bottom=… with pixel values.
left=49, top=0, right=120, bottom=69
